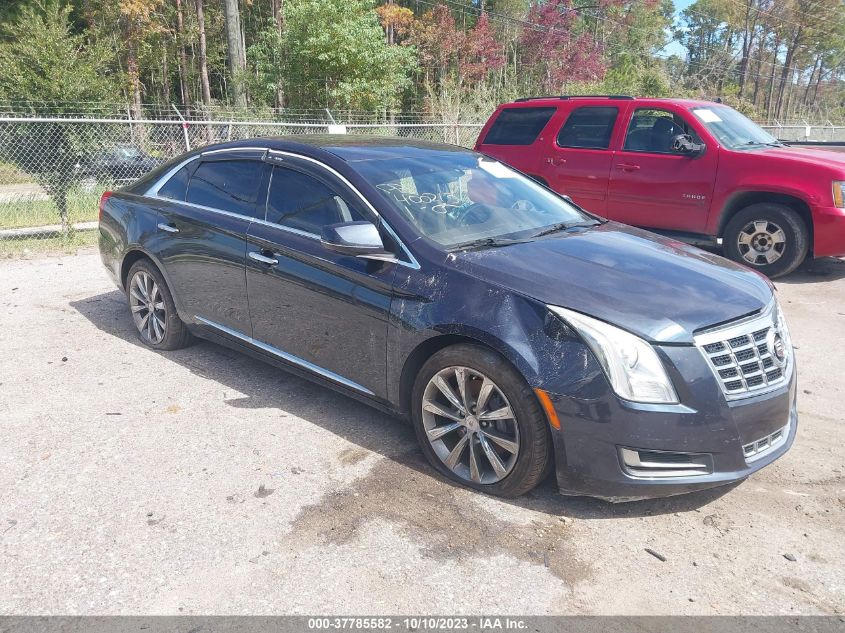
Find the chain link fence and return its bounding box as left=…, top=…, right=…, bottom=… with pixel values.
left=2, top=113, right=845, bottom=257
left=0, top=116, right=484, bottom=256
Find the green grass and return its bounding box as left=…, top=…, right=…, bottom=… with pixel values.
left=0, top=228, right=99, bottom=258
left=0, top=186, right=101, bottom=229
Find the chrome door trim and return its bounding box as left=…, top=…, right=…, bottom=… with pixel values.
left=195, top=316, right=375, bottom=396
left=146, top=155, right=199, bottom=197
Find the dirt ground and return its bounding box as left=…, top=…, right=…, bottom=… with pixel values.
left=0, top=250, right=843, bottom=615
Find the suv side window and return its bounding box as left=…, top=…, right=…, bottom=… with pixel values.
left=482, top=107, right=556, bottom=145
left=266, top=166, right=366, bottom=235
left=186, top=159, right=263, bottom=216
left=623, top=108, right=701, bottom=154
left=556, top=106, right=618, bottom=149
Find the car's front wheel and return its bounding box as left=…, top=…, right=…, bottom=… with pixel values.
left=723, top=203, right=809, bottom=278
left=126, top=259, right=191, bottom=350
left=411, top=344, right=553, bottom=497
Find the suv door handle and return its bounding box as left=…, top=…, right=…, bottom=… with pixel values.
left=616, top=163, right=640, bottom=172
left=547, top=157, right=566, bottom=166
left=248, top=250, right=278, bottom=266
left=157, top=222, right=179, bottom=233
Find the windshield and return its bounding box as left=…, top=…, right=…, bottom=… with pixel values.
left=690, top=106, right=780, bottom=150
left=354, top=153, right=592, bottom=248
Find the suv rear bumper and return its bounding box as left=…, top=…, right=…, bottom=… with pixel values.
left=549, top=365, right=797, bottom=502
left=812, top=204, right=845, bottom=257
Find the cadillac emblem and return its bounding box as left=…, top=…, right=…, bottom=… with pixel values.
left=768, top=330, right=787, bottom=366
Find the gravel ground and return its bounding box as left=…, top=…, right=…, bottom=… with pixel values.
left=0, top=250, right=843, bottom=615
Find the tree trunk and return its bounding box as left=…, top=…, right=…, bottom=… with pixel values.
left=175, top=0, right=191, bottom=115
left=272, top=0, right=284, bottom=110
left=223, top=0, right=247, bottom=109
left=775, top=30, right=800, bottom=120
left=162, top=45, right=171, bottom=105
left=765, top=37, right=780, bottom=120
left=195, top=0, right=212, bottom=108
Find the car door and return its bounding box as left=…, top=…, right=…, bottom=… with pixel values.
left=606, top=107, right=718, bottom=232
left=245, top=156, right=398, bottom=398
left=544, top=106, right=620, bottom=214
left=155, top=149, right=268, bottom=333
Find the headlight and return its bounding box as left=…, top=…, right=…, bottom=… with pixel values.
left=774, top=298, right=792, bottom=356
left=833, top=181, right=845, bottom=208
left=550, top=306, right=679, bottom=404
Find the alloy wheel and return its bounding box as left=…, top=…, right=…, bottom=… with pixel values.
left=129, top=270, right=167, bottom=344
left=737, top=220, right=786, bottom=266
left=421, top=366, right=520, bottom=484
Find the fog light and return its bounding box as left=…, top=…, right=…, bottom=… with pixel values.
left=619, top=447, right=713, bottom=478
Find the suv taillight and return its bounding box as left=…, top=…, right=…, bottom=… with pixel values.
left=99, top=191, right=113, bottom=222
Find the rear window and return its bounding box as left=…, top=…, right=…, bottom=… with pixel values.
left=556, top=107, right=618, bottom=149
left=482, top=107, right=556, bottom=145
left=158, top=165, right=191, bottom=201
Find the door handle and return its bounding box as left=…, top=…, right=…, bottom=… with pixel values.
left=157, top=222, right=179, bottom=233
left=547, top=157, right=566, bottom=166
left=249, top=250, right=278, bottom=266
left=616, top=163, right=640, bottom=172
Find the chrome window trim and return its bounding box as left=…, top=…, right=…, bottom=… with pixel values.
left=195, top=316, right=375, bottom=395
left=146, top=146, right=421, bottom=270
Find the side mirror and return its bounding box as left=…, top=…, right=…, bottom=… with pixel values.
left=672, top=134, right=706, bottom=157
left=320, top=221, right=397, bottom=263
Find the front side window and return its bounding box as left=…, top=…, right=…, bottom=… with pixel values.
left=624, top=109, right=700, bottom=154
left=690, top=106, right=780, bottom=150
left=266, top=166, right=366, bottom=235
left=186, top=159, right=263, bottom=216
left=556, top=106, right=618, bottom=149
left=482, top=107, right=556, bottom=145
left=356, top=152, right=593, bottom=248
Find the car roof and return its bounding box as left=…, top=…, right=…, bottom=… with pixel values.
left=202, top=135, right=472, bottom=162
left=499, top=96, right=722, bottom=109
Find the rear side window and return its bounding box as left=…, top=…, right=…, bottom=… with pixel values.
left=186, top=159, right=263, bottom=216
left=556, top=107, right=618, bottom=149
left=266, top=166, right=366, bottom=235
left=158, top=165, right=191, bottom=201
left=482, top=107, right=556, bottom=145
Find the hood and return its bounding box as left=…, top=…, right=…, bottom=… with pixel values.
left=757, top=145, right=845, bottom=171
left=452, top=223, right=773, bottom=344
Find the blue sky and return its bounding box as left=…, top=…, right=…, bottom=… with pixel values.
left=662, top=0, right=696, bottom=57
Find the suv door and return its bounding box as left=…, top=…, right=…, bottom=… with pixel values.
left=545, top=105, right=620, bottom=213
left=606, top=107, right=717, bottom=232
left=156, top=150, right=268, bottom=333
left=244, top=156, right=398, bottom=398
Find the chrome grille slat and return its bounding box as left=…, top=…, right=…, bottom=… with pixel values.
left=694, top=301, right=790, bottom=400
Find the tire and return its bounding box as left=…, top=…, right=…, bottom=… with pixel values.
left=125, top=259, right=192, bottom=350
left=723, top=203, right=809, bottom=278
left=411, top=343, right=553, bottom=497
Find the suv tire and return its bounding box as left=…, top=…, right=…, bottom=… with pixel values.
left=411, top=343, right=553, bottom=497
left=723, top=203, right=809, bottom=278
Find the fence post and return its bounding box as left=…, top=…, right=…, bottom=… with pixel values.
left=171, top=104, right=191, bottom=151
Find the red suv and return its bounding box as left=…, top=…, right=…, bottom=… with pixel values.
left=475, top=95, right=845, bottom=277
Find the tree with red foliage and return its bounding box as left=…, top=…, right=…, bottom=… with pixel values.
left=461, top=13, right=505, bottom=85
left=519, top=0, right=606, bottom=93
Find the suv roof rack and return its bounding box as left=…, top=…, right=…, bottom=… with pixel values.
left=514, top=95, right=635, bottom=102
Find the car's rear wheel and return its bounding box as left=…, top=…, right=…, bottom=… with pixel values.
left=126, top=259, right=191, bottom=350
left=411, top=344, right=552, bottom=497
left=723, top=203, right=809, bottom=278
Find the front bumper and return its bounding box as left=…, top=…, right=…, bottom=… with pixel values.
left=811, top=204, right=845, bottom=258
left=547, top=347, right=797, bottom=502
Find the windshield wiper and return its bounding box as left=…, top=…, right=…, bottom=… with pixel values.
left=745, top=140, right=785, bottom=148
left=530, top=220, right=601, bottom=239
left=448, top=236, right=533, bottom=252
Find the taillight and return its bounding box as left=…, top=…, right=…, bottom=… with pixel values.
left=99, top=191, right=113, bottom=222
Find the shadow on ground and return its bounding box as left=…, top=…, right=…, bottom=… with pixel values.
left=777, top=256, right=845, bottom=284
left=71, top=289, right=734, bottom=523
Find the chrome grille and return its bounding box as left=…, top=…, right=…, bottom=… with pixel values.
left=743, top=422, right=789, bottom=462
left=695, top=301, right=791, bottom=400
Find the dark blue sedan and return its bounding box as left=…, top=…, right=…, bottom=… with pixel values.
left=98, top=136, right=797, bottom=500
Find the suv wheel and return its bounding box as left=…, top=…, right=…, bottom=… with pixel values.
left=411, top=344, right=552, bottom=497
left=126, top=259, right=191, bottom=350
left=723, top=203, right=809, bottom=278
